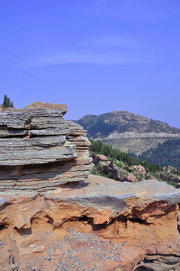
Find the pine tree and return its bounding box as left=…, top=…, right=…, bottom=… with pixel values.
left=2, top=95, right=14, bottom=108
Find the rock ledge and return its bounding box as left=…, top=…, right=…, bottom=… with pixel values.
left=0, top=102, right=92, bottom=191
left=0, top=175, right=179, bottom=270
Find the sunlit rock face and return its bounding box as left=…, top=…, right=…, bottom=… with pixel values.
left=0, top=102, right=92, bottom=191
left=0, top=175, right=179, bottom=270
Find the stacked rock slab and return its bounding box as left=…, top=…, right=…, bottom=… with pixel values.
left=0, top=102, right=92, bottom=191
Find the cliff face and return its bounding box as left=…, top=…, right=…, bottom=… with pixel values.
left=76, top=111, right=180, bottom=155
left=0, top=176, right=179, bottom=271
left=0, top=102, right=92, bottom=191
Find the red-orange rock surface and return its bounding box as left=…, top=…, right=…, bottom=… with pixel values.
left=0, top=175, right=179, bottom=271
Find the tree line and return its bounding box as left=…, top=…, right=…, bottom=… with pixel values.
left=90, top=139, right=162, bottom=173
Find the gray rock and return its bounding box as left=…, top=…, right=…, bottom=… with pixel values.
left=45, top=175, right=180, bottom=216
left=0, top=103, right=92, bottom=191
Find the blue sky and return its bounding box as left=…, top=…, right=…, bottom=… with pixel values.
left=0, top=0, right=180, bottom=127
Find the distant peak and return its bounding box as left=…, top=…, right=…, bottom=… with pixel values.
left=111, top=110, right=130, bottom=114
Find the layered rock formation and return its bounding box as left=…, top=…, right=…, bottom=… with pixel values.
left=0, top=103, right=179, bottom=271
left=0, top=175, right=179, bottom=271
left=0, top=102, right=92, bottom=191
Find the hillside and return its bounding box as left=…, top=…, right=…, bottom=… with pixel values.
left=140, top=139, right=180, bottom=169
left=76, top=111, right=180, bottom=155
left=90, top=139, right=180, bottom=188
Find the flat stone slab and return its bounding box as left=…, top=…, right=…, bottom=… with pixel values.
left=43, top=175, right=180, bottom=216
left=1, top=175, right=179, bottom=217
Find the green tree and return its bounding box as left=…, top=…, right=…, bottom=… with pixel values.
left=2, top=95, right=14, bottom=108
left=90, top=139, right=163, bottom=172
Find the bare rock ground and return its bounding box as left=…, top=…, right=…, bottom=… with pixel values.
left=0, top=175, right=179, bottom=271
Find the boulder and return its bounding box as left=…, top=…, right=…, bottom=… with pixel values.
left=163, top=165, right=177, bottom=173
left=127, top=173, right=138, bottom=182
left=96, top=154, right=108, bottom=161
left=132, top=164, right=146, bottom=175
left=0, top=102, right=92, bottom=191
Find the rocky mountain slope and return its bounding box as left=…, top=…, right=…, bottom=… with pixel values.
left=76, top=111, right=180, bottom=155
left=90, top=139, right=180, bottom=188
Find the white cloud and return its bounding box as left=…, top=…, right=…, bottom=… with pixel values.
left=23, top=52, right=156, bottom=67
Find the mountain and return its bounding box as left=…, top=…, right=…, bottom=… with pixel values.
left=140, top=139, right=180, bottom=169
left=76, top=111, right=180, bottom=155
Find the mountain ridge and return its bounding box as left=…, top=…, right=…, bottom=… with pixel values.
left=76, top=110, right=180, bottom=128
left=76, top=110, right=180, bottom=155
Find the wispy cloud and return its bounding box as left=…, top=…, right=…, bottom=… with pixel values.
left=22, top=34, right=156, bottom=68
left=23, top=52, right=156, bottom=68
left=78, top=35, right=146, bottom=49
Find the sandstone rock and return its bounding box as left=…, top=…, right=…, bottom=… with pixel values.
left=24, top=101, right=67, bottom=113
left=0, top=103, right=179, bottom=270
left=132, top=164, right=146, bottom=175
left=0, top=175, right=179, bottom=270
left=127, top=173, right=138, bottom=182
left=134, top=255, right=180, bottom=271
left=0, top=103, right=92, bottom=191
left=96, top=154, right=108, bottom=161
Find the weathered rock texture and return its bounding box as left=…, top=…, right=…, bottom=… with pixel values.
left=0, top=104, right=180, bottom=270
left=0, top=102, right=92, bottom=191
left=0, top=175, right=179, bottom=271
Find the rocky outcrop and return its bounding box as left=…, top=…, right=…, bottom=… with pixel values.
left=91, top=152, right=180, bottom=187
left=0, top=102, right=92, bottom=191
left=92, top=153, right=145, bottom=182
left=0, top=175, right=179, bottom=270
left=0, top=103, right=179, bottom=270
